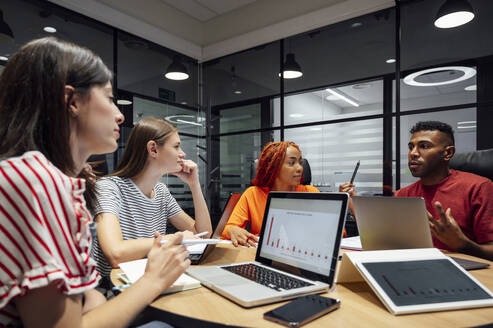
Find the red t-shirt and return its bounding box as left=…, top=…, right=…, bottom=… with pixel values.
left=395, top=169, right=493, bottom=251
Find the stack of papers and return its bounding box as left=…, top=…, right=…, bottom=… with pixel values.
left=340, top=236, right=363, bottom=250
left=118, top=259, right=201, bottom=294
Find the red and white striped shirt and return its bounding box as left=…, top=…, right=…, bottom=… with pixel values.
left=0, top=151, right=100, bottom=326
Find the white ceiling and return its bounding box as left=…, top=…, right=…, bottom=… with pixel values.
left=160, top=0, right=258, bottom=22
left=50, top=0, right=394, bottom=60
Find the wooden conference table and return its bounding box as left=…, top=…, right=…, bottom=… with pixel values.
left=111, top=244, right=493, bottom=328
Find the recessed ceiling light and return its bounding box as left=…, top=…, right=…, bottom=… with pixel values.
left=181, top=101, right=188, bottom=105
left=43, top=26, right=56, bottom=33
left=351, top=22, right=363, bottom=28
left=117, top=99, right=132, bottom=105
left=464, top=84, right=476, bottom=91
left=0, top=56, right=7, bottom=61
left=234, top=90, right=242, bottom=94
left=403, top=66, right=476, bottom=87
left=289, top=113, right=304, bottom=118
left=386, top=58, right=396, bottom=63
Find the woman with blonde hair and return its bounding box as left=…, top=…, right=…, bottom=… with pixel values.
left=93, top=117, right=212, bottom=281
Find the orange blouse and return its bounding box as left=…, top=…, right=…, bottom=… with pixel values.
left=221, top=185, right=320, bottom=239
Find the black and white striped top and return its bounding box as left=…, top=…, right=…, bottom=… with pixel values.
left=91, top=176, right=182, bottom=278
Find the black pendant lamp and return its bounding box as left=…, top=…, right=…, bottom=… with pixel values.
left=0, top=10, right=13, bottom=42
left=279, top=53, right=303, bottom=79
left=231, top=66, right=242, bottom=94
left=434, top=0, right=475, bottom=29
left=164, top=55, right=189, bottom=80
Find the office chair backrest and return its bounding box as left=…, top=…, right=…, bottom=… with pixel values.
left=213, top=192, right=242, bottom=238
left=250, top=158, right=312, bottom=185
left=449, top=149, right=493, bottom=181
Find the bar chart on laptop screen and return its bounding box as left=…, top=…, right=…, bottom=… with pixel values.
left=261, top=208, right=339, bottom=270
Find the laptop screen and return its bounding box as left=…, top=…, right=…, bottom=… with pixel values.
left=257, top=192, right=347, bottom=279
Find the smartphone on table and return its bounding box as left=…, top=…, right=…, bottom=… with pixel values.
left=263, top=294, right=340, bottom=327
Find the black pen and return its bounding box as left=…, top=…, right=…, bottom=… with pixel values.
left=350, top=160, right=360, bottom=184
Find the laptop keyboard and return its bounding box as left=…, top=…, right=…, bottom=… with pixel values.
left=222, top=263, right=313, bottom=292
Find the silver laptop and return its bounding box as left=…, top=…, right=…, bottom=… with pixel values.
left=187, top=192, right=349, bottom=307
left=352, top=196, right=433, bottom=250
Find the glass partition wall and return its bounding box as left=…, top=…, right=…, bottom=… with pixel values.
left=1, top=0, right=492, bottom=231
left=204, top=0, right=493, bottom=229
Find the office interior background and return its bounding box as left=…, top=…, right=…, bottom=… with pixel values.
left=1, top=0, right=492, bottom=230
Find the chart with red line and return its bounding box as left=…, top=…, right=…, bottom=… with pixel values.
left=260, top=207, right=340, bottom=274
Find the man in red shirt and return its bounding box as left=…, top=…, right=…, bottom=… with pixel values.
left=395, top=121, right=493, bottom=260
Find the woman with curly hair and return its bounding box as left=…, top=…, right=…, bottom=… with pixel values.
left=221, top=141, right=319, bottom=247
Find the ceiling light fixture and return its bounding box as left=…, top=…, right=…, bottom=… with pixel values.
left=326, top=88, right=359, bottom=107
left=289, top=113, right=304, bottom=118
left=386, top=58, right=396, bottom=63
left=403, top=66, right=476, bottom=87
left=164, top=55, right=189, bottom=80
left=279, top=53, right=303, bottom=79
left=117, top=99, right=132, bottom=105
left=231, top=66, right=242, bottom=94
left=0, top=55, right=7, bottom=61
left=434, top=0, right=475, bottom=29
left=457, top=120, right=476, bottom=129
left=43, top=26, right=56, bottom=33
left=0, top=10, right=13, bottom=42
left=464, top=84, right=476, bottom=91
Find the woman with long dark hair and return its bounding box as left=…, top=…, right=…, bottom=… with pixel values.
left=93, top=117, right=212, bottom=280
left=221, top=141, right=319, bottom=247
left=0, top=37, right=190, bottom=327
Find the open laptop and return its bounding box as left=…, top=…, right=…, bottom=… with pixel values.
left=352, top=196, right=489, bottom=270
left=187, top=192, right=349, bottom=307
left=189, top=193, right=241, bottom=265
left=352, top=196, right=433, bottom=250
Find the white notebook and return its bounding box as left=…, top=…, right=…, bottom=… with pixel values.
left=118, top=258, right=201, bottom=294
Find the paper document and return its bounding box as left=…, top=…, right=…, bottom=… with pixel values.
left=341, top=236, right=363, bottom=250
left=118, top=259, right=201, bottom=294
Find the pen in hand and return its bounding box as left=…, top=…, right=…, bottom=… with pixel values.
left=194, top=231, right=208, bottom=238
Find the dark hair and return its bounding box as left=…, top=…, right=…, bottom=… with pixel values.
left=0, top=37, right=113, bottom=212
left=112, top=117, right=177, bottom=178
left=252, top=141, right=301, bottom=188
left=410, top=121, right=455, bottom=145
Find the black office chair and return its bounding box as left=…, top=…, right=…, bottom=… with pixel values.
left=449, top=148, right=493, bottom=181
left=250, top=158, right=312, bottom=185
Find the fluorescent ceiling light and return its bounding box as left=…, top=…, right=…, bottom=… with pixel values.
left=386, top=58, right=396, bottom=63
left=176, top=119, right=203, bottom=126
left=43, top=26, right=56, bottom=33
left=0, top=55, right=7, bottom=61
left=117, top=99, right=132, bottom=105
left=464, top=84, right=476, bottom=91
left=403, top=66, right=476, bottom=87
left=326, top=88, right=359, bottom=107
left=457, top=120, right=476, bottom=129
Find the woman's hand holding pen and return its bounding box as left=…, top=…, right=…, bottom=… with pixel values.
left=143, top=231, right=190, bottom=293
left=227, top=226, right=258, bottom=247
left=170, top=159, right=199, bottom=186
left=339, top=182, right=356, bottom=197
